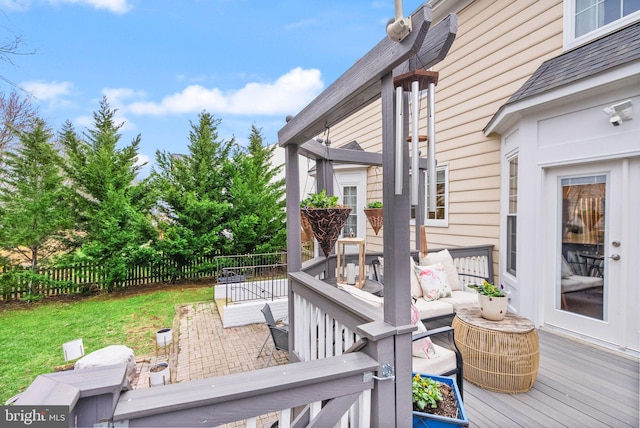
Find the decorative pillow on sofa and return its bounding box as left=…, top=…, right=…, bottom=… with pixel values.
left=411, top=303, right=439, bottom=359
left=415, top=263, right=452, bottom=301
left=419, top=249, right=461, bottom=291
left=377, top=256, right=423, bottom=299
left=409, top=257, right=423, bottom=299
left=412, top=336, right=439, bottom=359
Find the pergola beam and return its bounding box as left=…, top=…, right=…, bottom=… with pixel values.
left=278, top=4, right=433, bottom=147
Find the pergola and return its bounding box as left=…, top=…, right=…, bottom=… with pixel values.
left=278, top=3, right=456, bottom=425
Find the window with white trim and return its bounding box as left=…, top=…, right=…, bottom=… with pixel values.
left=425, top=165, right=448, bottom=227
left=564, top=0, right=640, bottom=49
left=506, top=156, right=518, bottom=276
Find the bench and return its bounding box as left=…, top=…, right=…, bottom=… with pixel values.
left=369, top=245, right=494, bottom=323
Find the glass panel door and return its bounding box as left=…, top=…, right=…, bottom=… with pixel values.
left=559, top=175, right=606, bottom=320
left=545, top=160, right=630, bottom=349
left=342, top=185, right=358, bottom=238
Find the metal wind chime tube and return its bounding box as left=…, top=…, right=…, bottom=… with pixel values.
left=411, top=80, right=420, bottom=206
left=395, top=85, right=404, bottom=195
left=427, top=80, right=436, bottom=216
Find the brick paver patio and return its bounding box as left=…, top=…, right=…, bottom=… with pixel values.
left=130, top=300, right=287, bottom=427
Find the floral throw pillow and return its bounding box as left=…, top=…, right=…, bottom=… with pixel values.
left=415, top=263, right=452, bottom=301
left=412, top=336, right=439, bottom=359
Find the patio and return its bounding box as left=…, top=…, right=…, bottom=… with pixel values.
left=131, top=300, right=638, bottom=428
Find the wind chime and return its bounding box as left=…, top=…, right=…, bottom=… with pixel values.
left=392, top=69, right=439, bottom=219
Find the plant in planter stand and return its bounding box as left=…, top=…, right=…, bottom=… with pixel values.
left=364, top=201, right=383, bottom=235
left=470, top=280, right=508, bottom=321
left=300, top=190, right=352, bottom=257
left=412, top=373, right=469, bottom=427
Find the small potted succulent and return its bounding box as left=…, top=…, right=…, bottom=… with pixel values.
left=470, top=280, right=508, bottom=321
left=300, top=189, right=351, bottom=257
left=364, top=201, right=383, bottom=235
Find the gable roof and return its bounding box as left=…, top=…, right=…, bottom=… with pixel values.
left=485, top=21, right=640, bottom=134
left=508, top=21, right=640, bottom=104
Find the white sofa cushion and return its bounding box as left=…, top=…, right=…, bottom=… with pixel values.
left=420, top=249, right=462, bottom=291
left=561, top=275, right=603, bottom=293
left=409, top=257, right=423, bottom=299
left=337, top=283, right=384, bottom=307
left=440, top=290, right=479, bottom=311
left=412, top=343, right=457, bottom=376
left=413, top=298, right=454, bottom=320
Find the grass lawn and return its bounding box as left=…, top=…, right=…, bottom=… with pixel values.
left=0, top=283, right=213, bottom=404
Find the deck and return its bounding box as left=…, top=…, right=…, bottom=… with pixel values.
left=143, top=301, right=639, bottom=427
left=463, top=328, right=638, bottom=427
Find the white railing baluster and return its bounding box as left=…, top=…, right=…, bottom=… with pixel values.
left=278, top=409, right=291, bottom=428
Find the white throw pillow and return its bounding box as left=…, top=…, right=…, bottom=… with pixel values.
left=409, top=257, right=423, bottom=299
left=419, top=249, right=461, bottom=291
left=415, top=263, right=452, bottom=301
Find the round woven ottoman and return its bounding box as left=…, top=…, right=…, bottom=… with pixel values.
left=452, top=307, right=539, bottom=393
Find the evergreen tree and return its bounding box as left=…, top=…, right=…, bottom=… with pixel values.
left=59, top=97, right=156, bottom=291
left=0, top=119, right=73, bottom=269
left=151, top=111, right=234, bottom=280
left=227, top=125, right=286, bottom=254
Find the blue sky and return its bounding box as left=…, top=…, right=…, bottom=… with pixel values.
left=1, top=0, right=422, bottom=177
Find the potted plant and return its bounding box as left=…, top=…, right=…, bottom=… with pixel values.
left=364, top=201, right=383, bottom=235
left=412, top=373, right=469, bottom=427
left=300, top=189, right=351, bottom=256
left=149, top=362, right=170, bottom=387
left=470, top=280, right=508, bottom=321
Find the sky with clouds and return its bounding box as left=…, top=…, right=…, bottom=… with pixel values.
left=1, top=0, right=423, bottom=177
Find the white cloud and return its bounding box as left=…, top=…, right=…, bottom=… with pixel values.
left=21, top=80, right=74, bottom=108
left=99, top=87, right=139, bottom=132
left=103, top=87, right=145, bottom=105
left=48, top=0, right=132, bottom=14
left=125, top=67, right=324, bottom=117
left=135, top=153, right=150, bottom=167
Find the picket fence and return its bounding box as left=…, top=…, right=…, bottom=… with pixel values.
left=0, top=252, right=288, bottom=301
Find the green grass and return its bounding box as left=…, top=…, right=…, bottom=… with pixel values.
left=0, top=284, right=213, bottom=404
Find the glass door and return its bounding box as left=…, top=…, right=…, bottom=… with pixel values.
left=559, top=175, right=606, bottom=320
left=544, top=160, right=628, bottom=348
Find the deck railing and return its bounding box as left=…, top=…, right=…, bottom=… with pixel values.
left=216, top=252, right=289, bottom=305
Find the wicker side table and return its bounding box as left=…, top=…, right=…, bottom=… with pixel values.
left=452, top=307, right=540, bottom=393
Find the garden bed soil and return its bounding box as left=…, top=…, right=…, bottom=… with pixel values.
left=413, top=383, right=459, bottom=420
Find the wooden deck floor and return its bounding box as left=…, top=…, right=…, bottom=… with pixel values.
left=462, top=328, right=639, bottom=428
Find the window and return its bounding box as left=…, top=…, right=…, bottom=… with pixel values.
left=425, top=165, right=449, bottom=227
left=342, top=185, right=358, bottom=237
left=506, top=156, right=518, bottom=275
left=565, top=0, right=640, bottom=48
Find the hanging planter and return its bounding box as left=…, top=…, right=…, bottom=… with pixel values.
left=300, top=210, right=314, bottom=242
left=364, top=202, right=383, bottom=235
left=301, top=207, right=351, bottom=257
left=300, top=190, right=351, bottom=257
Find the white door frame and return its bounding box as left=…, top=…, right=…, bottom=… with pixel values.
left=333, top=166, right=367, bottom=241
left=542, top=159, right=639, bottom=352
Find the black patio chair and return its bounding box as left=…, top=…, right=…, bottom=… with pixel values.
left=265, top=324, right=289, bottom=367
left=258, top=303, right=289, bottom=364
